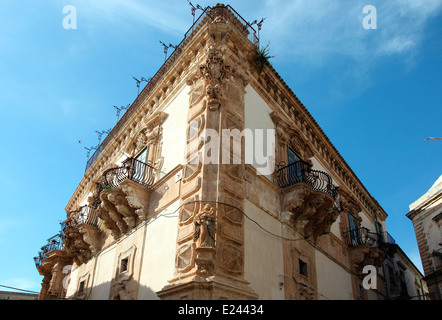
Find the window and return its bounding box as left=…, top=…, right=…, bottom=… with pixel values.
left=299, top=259, right=308, bottom=277
left=78, top=281, right=85, bottom=294
left=399, top=269, right=408, bottom=296
left=375, top=216, right=384, bottom=244
left=287, top=146, right=305, bottom=184
left=388, top=264, right=396, bottom=289
left=131, top=145, right=153, bottom=185
left=287, top=146, right=301, bottom=164
left=348, top=211, right=360, bottom=245
left=120, top=258, right=129, bottom=273
left=135, top=146, right=149, bottom=164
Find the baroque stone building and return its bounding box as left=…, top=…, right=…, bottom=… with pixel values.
left=407, top=175, right=442, bottom=300
left=34, top=4, right=425, bottom=300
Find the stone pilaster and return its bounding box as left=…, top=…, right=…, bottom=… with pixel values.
left=158, top=18, right=257, bottom=300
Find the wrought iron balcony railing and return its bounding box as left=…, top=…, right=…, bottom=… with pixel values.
left=63, top=206, right=99, bottom=232
left=34, top=233, right=64, bottom=266
left=276, top=160, right=311, bottom=188
left=33, top=251, right=46, bottom=267
left=103, top=157, right=155, bottom=189
left=343, top=227, right=382, bottom=249
left=276, top=160, right=340, bottom=208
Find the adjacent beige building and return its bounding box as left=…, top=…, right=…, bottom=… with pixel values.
left=407, top=175, right=442, bottom=300
left=0, top=291, right=38, bottom=300
left=34, top=4, right=427, bottom=300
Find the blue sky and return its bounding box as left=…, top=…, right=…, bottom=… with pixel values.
left=0, top=0, right=441, bottom=294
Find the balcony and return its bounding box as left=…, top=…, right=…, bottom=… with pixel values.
left=343, top=227, right=382, bottom=249
left=63, top=206, right=101, bottom=258
left=342, top=227, right=385, bottom=277
left=34, top=233, right=64, bottom=267
left=64, top=205, right=99, bottom=229
left=379, top=231, right=398, bottom=257
left=93, top=158, right=157, bottom=240
left=103, top=158, right=155, bottom=189
left=34, top=232, right=74, bottom=300
left=276, top=160, right=336, bottom=197
left=276, top=160, right=341, bottom=243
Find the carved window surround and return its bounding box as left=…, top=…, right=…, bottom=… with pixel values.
left=283, top=246, right=317, bottom=300
left=110, top=245, right=137, bottom=300
left=75, top=272, right=91, bottom=300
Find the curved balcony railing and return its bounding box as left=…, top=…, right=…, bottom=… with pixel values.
left=34, top=233, right=64, bottom=266
left=276, top=160, right=311, bottom=188
left=309, top=169, right=335, bottom=198
left=33, top=251, right=46, bottom=266
left=276, top=161, right=339, bottom=208
left=103, top=158, right=155, bottom=189
left=343, top=227, right=381, bottom=249
left=64, top=206, right=99, bottom=231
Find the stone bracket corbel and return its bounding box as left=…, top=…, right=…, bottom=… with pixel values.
left=120, top=179, right=152, bottom=221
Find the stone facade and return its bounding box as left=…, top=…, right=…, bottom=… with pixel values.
left=407, top=175, right=442, bottom=300
left=34, top=4, right=427, bottom=300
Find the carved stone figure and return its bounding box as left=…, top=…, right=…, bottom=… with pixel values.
left=194, top=204, right=216, bottom=248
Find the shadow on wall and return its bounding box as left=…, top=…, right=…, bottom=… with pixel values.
left=63, top=276, right=159, bottom=300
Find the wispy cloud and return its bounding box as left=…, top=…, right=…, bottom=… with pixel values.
left=258, top=0, right=442, bottom=64
left=72, top=0, right=190, bottom=34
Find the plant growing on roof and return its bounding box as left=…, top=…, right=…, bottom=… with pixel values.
left=252, top=43, right=274, bottom=73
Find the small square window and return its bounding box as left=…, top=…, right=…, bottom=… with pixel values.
left=120, top=258, right=129, bottom=273
left=299, top=259, right=308, bottom=277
